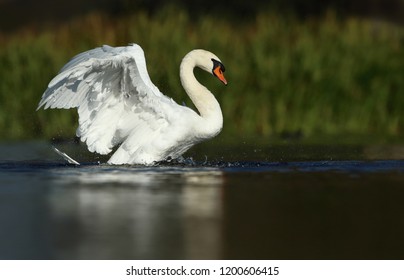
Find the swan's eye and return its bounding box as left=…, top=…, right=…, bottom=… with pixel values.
left=219, top=63, right=225, bottom=73
left=211, top=58, right=225, bottom=73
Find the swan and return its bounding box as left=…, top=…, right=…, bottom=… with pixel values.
left=37, top=44, right=227, bottom=165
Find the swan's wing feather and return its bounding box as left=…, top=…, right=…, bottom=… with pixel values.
left=38, top=44, right=163, bottom=109
left=37, top=44, right=178, bottom=155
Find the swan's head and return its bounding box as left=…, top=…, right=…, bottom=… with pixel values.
left=183, top=49, right=227, bottom=85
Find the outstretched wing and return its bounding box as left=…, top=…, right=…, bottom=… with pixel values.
left=37, top=44, right=180, bottom=156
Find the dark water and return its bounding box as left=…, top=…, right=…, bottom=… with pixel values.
left=0, top=141, right=404, bottom=259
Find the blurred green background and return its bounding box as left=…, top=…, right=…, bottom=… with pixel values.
left=0, top=0, right=403, bottom=143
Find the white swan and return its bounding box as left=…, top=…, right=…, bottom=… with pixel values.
left=37, top=44, right=227, bottom=165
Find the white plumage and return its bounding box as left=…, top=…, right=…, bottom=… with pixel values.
left=37, top=44, right=227, bottom=165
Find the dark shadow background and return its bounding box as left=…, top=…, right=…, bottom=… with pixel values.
left=1, top=0, right=403, bottom=32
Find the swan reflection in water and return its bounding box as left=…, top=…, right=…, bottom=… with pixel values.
left=48, top=166, right=224, bottom=259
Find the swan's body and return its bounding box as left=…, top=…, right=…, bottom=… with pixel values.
left=37, top=44, right=227, bottom=165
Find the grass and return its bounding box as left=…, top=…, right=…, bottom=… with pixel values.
left=0, top=8, right=403, bottom=142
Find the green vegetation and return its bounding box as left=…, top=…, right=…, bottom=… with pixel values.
left=0, top=8, right=403, bottom=141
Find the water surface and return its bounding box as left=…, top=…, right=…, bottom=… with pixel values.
left=0, top=141, right=403, bottom=259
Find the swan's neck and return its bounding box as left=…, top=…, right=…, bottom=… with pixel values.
left=180, top=55, right=223, bottom=136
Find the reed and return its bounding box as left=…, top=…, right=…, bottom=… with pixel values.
left=0, top=8, right=403, bottom=141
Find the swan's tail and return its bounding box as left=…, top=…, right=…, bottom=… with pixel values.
left=53, top=147, right=80, bottom=166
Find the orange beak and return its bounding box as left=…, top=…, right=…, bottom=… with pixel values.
left=213, top=66, right=228, bottom=85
